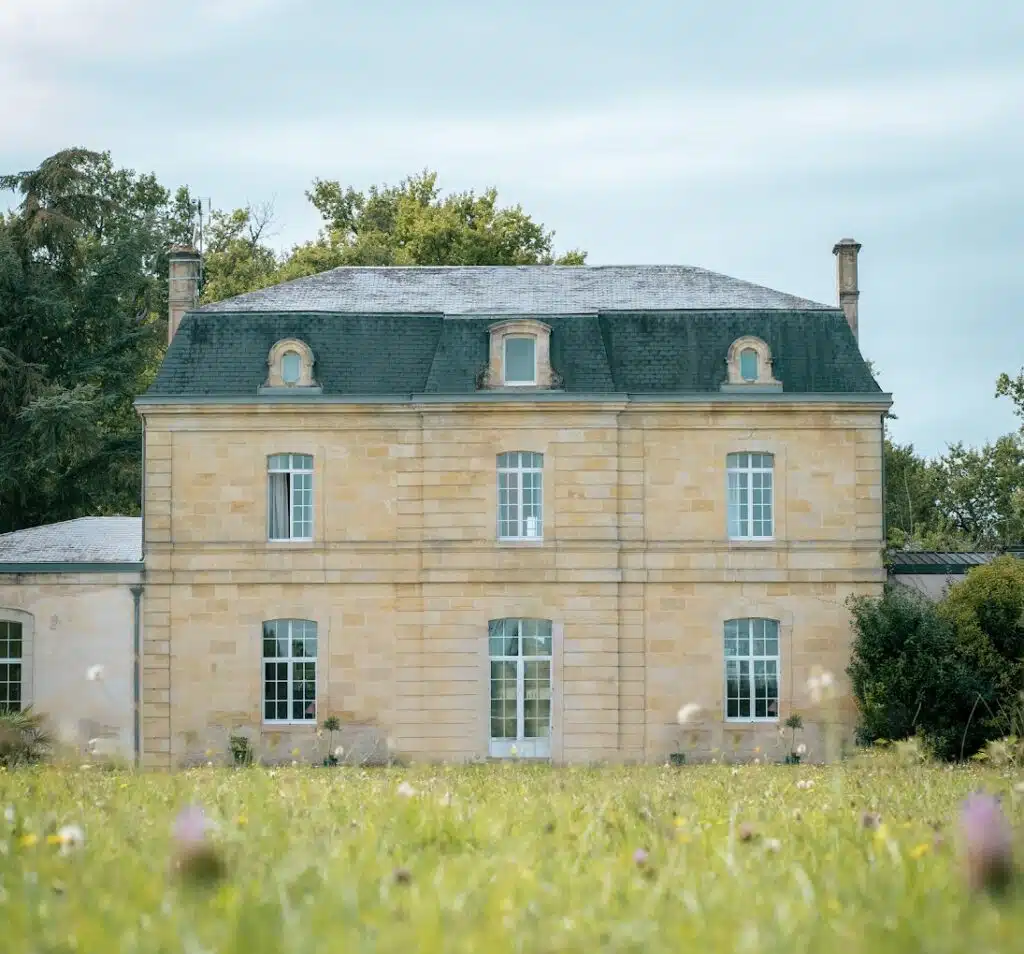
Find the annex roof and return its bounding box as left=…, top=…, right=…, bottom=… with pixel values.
left=0, top=517, right=142, bottom=568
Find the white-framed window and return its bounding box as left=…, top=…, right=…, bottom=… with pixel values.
left=727, top=452, right=774, bottom=539
left=262, top=619, right=317, bottom=723
left=0, top=620, right=22, bottom=713
left=268, top=453, right=313, bottom=541
left=724, top=618, right=779, bottom=721
left=489, top=618, right=552, bottom=758
left=497, top=451, right=543, bottom=541
left=503, top=336, right=536, bottom=385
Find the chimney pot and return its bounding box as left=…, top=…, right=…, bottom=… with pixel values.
left=168, top=245, right=201, bottom=343
left=832, top=238, right=861, bottom=339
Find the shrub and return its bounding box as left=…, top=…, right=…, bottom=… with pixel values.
left=228, top=734, right=253, bottom=767
left=0, top=707, right=54, bottom=767
left=847, top=586, right=995, bottom=760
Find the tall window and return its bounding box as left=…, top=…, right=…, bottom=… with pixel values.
left=503, top=336, right=536, bottom=385
left=497, top=452, right=543, bottom=541
left=489, top=619, right=552, bottom=758
left=268, top=454, right=313, bottom=541
left=727, top=452, right=774, bottom=539
left=724, top=618, right=779, bottom=721
left=0, top=620, right=22, bottom=714
left=262, top=619, right=317, bottom=723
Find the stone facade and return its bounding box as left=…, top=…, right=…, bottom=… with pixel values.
left=0, top=572, right=139, bottom=756
left=138, top=398, right=886, bottom=768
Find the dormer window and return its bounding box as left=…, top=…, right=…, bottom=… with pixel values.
left=482, top=319, right=555, bottom=390
left=723, top=336, right=781, bottom=391
left=263, top=338, right=320, bottom=393
left=504, top=336, right=536, bottom=385
left=739, top=348, right=759, bottom=382
left=281, top=350, right=302, bottom=385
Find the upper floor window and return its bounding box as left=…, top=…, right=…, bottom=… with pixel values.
left=724, top=618, right=779, bottom=721
left=497, top=452, right=543, bottom=541
left=503, top=336, right=537, bottom=385
left=262, top=619, right=317, bottom=723
left=268, top=454, right=313, bottom=541
left=724, top=336, right=780, bottom=389
left=264, top=338, right=318, bottom=390
left=727, top=452, right=774, bottom=540
left=489, top=618, right=552, bottom=758
left=0, top=620, right=23, bottom=714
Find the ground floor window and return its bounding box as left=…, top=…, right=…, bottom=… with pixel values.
left=724, top=617, right=779, bottom=720
left=489, top=618, right=552, bottom=758
left=0, top=620, right=22, bottom=713
left=262, top=619, right=317, bottom=723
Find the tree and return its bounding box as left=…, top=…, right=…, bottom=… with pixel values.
left=199, top=202, right=280, bottom=304
left=0, top=149, right=196, bottom=532
left=995, top=368, right=1024, bottom=423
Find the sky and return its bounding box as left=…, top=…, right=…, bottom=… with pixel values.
left=2, top=0, right=1022, bottom=456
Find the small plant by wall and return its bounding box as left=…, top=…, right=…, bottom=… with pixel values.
left=228, top=734, right=253, bottom=767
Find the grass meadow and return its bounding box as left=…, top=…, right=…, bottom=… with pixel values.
left=1, top=753, right=1023, bottom=953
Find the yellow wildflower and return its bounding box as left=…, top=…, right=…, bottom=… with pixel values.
left=19, top=833, right=38, bottom=848
left=909, top=842, right=930, bottom=860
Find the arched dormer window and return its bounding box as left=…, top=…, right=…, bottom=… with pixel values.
left=481, top=320, right=555, bottom=389
left=263, top=338, right=318, bottom=391
left=723, top=336, right=781, bottom=391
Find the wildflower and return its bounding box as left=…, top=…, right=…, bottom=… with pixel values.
left=752, top=758, right=761, bottom=765
left=439, top=792, right=452, bottom=807
left=910, top=842, right=931, bottom=860
left=796, top=779, right=814, bottom=791
left=19, top=833, right=38, bottom=848
left=861, top=812, right=882, bottom=831
left=333, top=746, right=344, bottom=759
left=172, top=805, right=225, bottom=887
left=958, top=793, right=1015, bottom=894
left=393, top=867, right=413, bottom=885
left=796, top=743, right=807, bottom=756
left=3, top=806, right=13, bottom=825
left=510, top=744, right=519, bottom=757
left=765, top=838, right=782, bottom=853
left=676, top=703, right=702, bottom=725
left=633, top=847, right=649, bottom=866
left=55, top=824, right=85, bottom=856
left=731, top=767, right=740, bottom=776
left=397, top=781, right=417, bottom=798
left=85, top=665, right=104, bottom=682
left=738, top=823, right=757, bottom=842
left=806, top=667, right=836, bottom=704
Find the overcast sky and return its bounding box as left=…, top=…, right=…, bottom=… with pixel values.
left=2, top=0, right=1021, bottom=456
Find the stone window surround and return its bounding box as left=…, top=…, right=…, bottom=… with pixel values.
left=0, top=608, right=33, bottom=710
left=486, top=319, right=554, bottom=389
left=723, top=335, right=780, bottom=389
left=265, top=338, right=318, bottom=389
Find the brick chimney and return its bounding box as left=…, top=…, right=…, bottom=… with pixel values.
left=832, top=238, right=861, bottom=339
left=168, top=245, right=201, bottom=343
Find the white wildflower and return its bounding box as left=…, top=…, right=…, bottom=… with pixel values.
left=752, top=758, right=761, bottom=765
left=806, top=666, right=836, bottom=704
left=765, top=838, right=782, bottom=853
left=56, top=824, right=85, bottom=855
left=676, top=703, right=702, bottom=725
left=439, top=792, right=452, bottom=807
left=796, top=779, right=815, bottom=791
left=85, top=664, right=104, bottom=682
left=333, top=745, right=345, bottom=759
left=731, top=767, right=740, bottom=776
left=397, top=781, right=417, bottom=798
left=796, top=743, right=807, bottom=756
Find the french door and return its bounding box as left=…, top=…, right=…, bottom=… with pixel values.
left=488, top=618, right=552, bottom=758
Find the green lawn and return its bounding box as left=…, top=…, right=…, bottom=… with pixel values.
left=1, top=753, right=1022, bottom=953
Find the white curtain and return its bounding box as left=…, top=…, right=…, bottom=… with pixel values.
left=268, top=472, right=290, bottom=539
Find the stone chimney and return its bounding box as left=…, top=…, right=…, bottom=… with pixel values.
left=168, top=245, right=201, bottom=343
left=832, top=238, right=861, bottom=339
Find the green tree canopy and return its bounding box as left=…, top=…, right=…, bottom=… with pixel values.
left=0, top=149, right=195, bottom=532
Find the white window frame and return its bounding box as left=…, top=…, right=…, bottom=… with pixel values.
left=262, top=619, right=318, bottom=725
left=488, top=618, right=552, bottom=758
left=0, top=619, right=23, bottom=714
left=727, top=452, right=774, bottom=540
left=724, top=618, right=780, bottom=722
left=497, top=452, right=543, bottom=541
left=503, top=335, right=537, bottom=386
left=268, top=453, right=314, bottom=542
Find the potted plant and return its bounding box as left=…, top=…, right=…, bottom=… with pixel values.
left=322, top=716, right=341, bottom=765
left=783, top=714, right=804, bottom=764
left=228, top=733, right=253, bottom=767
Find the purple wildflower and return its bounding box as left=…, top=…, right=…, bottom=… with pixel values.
left=171, top=805, right=225, bottom=886
left=958, top=793, right=1015, bottom=894
left=633, top=847, right=649, bottom=866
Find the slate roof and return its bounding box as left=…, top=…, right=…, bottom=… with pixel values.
left=195, top=265, right=833, bottom=315
left=888, top=550, right=1021, bottom=575
left=0, top=517, right=142, bottom=566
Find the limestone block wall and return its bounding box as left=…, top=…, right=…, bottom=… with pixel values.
left=0, top=574, right=138, bottom=757
left=139, top=399, right=887, bottom=768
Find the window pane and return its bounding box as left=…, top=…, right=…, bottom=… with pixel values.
left=268, top=472, right=290, bottom=539
left=281, top=351, right=301, bottom=384
left=490, top=660, right=517, bottom=739
left=504, top=337, right=536, bottom=383
left=739, top=348, right=758, bottom=381
left=727, top=470, right=748, bottom=537
left=291, top=472, right=313, bottom=539
left=522, top=619, right=552, bottom=656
